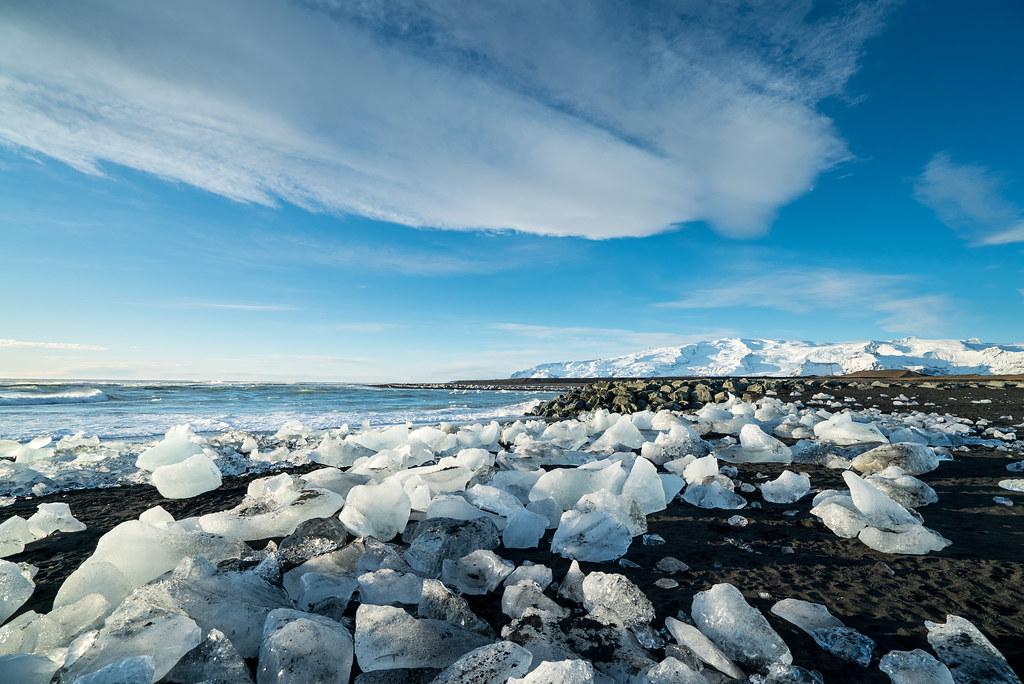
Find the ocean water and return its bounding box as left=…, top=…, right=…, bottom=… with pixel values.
left=0, top=381, right=556, bottom=442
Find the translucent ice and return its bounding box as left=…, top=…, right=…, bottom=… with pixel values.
left=529, top=461, right=627, bottom=511
left=581, top=572, right=654, bottom=628
left=151, top=453, right=222, bottom=499
left=507, top=658, right=595, bottom=684
left=72, top=655, right=155, bottom=683
left=354, top=604, right=490, bottom=672
left=813, top=413, right=888, bottom=446
left=501, top=581, right=567, bottom=619
left=430, top=640, right=532, bottom=684
left=442, top=550, right=514, bottom=595
left=590, top=415, right=644, bottom=452
left=842, top=472, right=920, bottom=531
left=164, top=628, right=252, bottom=684
left=682, top=477, right=747, bottom=510
left=358, top=569, right=423, bottom=605
left=664, top=616, right=745, bottom=679
left=0, top=516, right=34, bottom=557
left=199, top=475, right=344, bottom=541
left=0, top=654, right=60, bottom=684
left=135, top=424, right=205, bottom=471
left=858, top=526, right=951, bottom=555
left=403, top=517, right=500, bottom=577
left=809, top=499, right=868, bottom=538
left=691, top=583, right=792, bottom=671
left=636, top=657, right=710, bottom=684
left=760, top=471, right=811, bottom=504
left=771, top=598, right=874, bottom=666
left=257, top=608, right=353, bottom=684
left=621, top=457, right=667, bottom=514
left=718, top=424, right=793, bottom=464
left=925, top=615, right=1020, bottom=684
left=0, top=560, right=35, bottom=625
left=852, top=443, right=940, bottom=476
left=550, top=508, right=632, bottom=562
left=61, top=600, right=201, bottom=682
left=682, top=455, right=719, bottom=486
left=503, top=508, right=549, bottom=549
left=26, top=502, right=86, bottom=539
left=338, top=478, right=411, bottom=542
left=879, top=649, right=954, bottom=684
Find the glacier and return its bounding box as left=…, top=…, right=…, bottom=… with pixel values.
left=512, top=337, right=1024, bottom=378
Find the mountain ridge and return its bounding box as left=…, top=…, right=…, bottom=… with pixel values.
left=511, top=337, right=1024, bottom=378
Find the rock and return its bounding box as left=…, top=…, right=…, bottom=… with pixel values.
left=925, top=615, right=1020, bottom=684
left=429, top=640, right=532, bottom=684
left=354, top=604, right=490, bottom=672
left=691, top=583, right=792, bottom=671
left=257, top=609, right=353, bottom=684
left=581, top=572, right=655, bottom=628
left=879, top=649, right=954, bottom=684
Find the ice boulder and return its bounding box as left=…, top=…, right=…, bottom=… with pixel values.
left=430, top=641, right=533, bottom=684
left=760, top=471, right=811, bottom=504
left=0, top=560, right=35, bottom=625
left=0, top=654, right=60, bottom=684
left=842, top=472, right=920, bottom=531
left=682, top=476, right=747, bottom=510
left=925, top=615, right=1020, bottom=684
left=0, top=516, right=35, bottom=557
left=26, top=503, right=86, bottom=539
left=501, top=581, right=567, bottom=620
left=866, top=469, right=938, bottom=509
left=529, top=461, right=627, bottom=511
left=879, top=649, right=954, bottom=684
left=771, top=598, right=874, bottom=666
left=257, top=609, right=353, bottom=684
left=442, top=550, right=514, bottom=595
left=682, top=455, right=719, bottom=485
left=814, top=413, right=888, bottom=446
left=691, top=583, right=792, bottom=671
left=621, top=457, right=667, bottom=514
left=338, top=478, right=411, bottom=542
left=852, top=443, right=940, bottom=476
left=358, top=569, right=423, bottom=605
left=164, top=627, right=252, bottom=684
left=354, top=604, right=490, bottom=672
left=72, top=656, right=156, bottom=683
left=551, top=508, right=632, bottom=562
left=581, top=572, right=654, bottom=628
left=200, top=475, right=344, bottom=541
left=60, top=600, right=202, bottom=682
left=858, top=526, right=951, bottom=555
left=810, top=498, right=868, bottom=539
left=151, top=453, right=222, bottom=499
left=502, top=508, right=548, bottom=549
left=403, top=517, right=501, bottom=578
left=590, top=415, right=644, bottom=452
left=507, top=658, right=595, bottom=684
left=136, top=424, right=205, bottom=470
left=664, top=616, right=745, bottom=679
left=636, top=657, right=709, bottom=683
left=718, top=424, right=792, bottom=464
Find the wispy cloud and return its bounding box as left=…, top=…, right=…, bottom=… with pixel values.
left=0, top=338, right=107, bottom=351
left=0, top=1, right=890, bottom=239
left=331, top=323, right=401, bottom=334
left=164, top=302, right=296, bottom=312
left=658, top=267, right=951, bottom=335
left=914, top=153, right=1024, bottom=245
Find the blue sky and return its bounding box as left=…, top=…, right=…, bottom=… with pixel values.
left=1, top=0, right=1022, bottom=381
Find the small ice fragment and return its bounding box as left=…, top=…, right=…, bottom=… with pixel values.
left=993, top=496, right=1014, bottom=507
left=728, top=515, right=749, bottom=527
left=879, top=648, right=954, bottom=684
left=654, top=578, right=678, bottom=589
left=655, top=557, right=689, bottom=574
left=26, top=502, right=86, bottom=539
left=505, top=563, right=552, bottom=590
left=997, top=479, right=1024, bottom=493
left=621, top=457, right=667, bottom=514
left=136, top=424, right=205, bottom=470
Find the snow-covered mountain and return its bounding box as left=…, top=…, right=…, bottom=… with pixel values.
left=512, top=337, right=1024, bottom=378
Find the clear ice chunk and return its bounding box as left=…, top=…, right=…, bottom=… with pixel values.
left=691, top=583, right=792, bottom=671
left=664, top=616, right=745, bottom=679
left=257, top=608, right=353, bottom=684
left=0, top=560, right=35, bottom=625
left=581, top=572, right=654, bottom=628
left=338, top=479, right=412, bottom=542
left=507, top=658, right=595, bottom=683
left=441, top=550, right=514, bottom=595
left=151, top=453, right=222, bottom=499
left=879, top=648, right=954, bottom=684
left=759, top=471, right=811, bottom=504
left=851, top=443, right=940, bottom=476
left=925, top=614, right=1020, bottom=684
left=550, top=508, right=631, bottom=562
left=354, top=604, right=490, bottom=672
left=429, top=640, right=533, bottom=684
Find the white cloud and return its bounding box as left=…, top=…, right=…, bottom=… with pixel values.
left=0, top=338, right=107, bottom=351
left=658, top=267, right=950, bottom=334
left=165, top=302, right=296, bottom=312
left=914, top=153, right=1024, bottom=245
left=0, top=1, right=889, bottom=239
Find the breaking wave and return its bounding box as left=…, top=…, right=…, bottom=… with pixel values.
left=0, top=388, right=109, bottom=406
